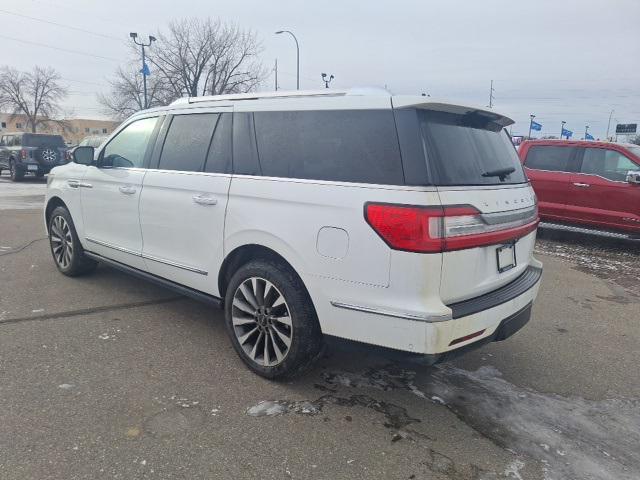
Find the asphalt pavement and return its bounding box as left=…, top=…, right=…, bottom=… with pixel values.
left=1, top=173, right=639, bottom=480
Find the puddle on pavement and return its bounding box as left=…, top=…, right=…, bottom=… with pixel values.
left=247, top=364, right=640, bottom=480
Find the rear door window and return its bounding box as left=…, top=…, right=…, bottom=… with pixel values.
left=524, top=146, right=577, bottom=172
left=158, top=113, right=218, bottom=172
left=580, top=148, right=639, bottom=182
left=253, top=110, right=404, bottom=185
left=22, top=135, right=64, bottom=148
left=419, top=110, right=526, bottom=186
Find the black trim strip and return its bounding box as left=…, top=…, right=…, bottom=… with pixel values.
left=84, top=251, right=222, bottom=308
left=447, top=265, right=542, bottom=319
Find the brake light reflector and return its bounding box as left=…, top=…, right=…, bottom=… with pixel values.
left=364, top=203, right=538, bottom=253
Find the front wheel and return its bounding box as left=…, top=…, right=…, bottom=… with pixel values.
left=224, top=259, right=323, bottom=379
left=48, top=206, right=97, bottom=276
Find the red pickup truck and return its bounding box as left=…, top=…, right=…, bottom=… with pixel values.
left=519, top=140, right=640, bottom=238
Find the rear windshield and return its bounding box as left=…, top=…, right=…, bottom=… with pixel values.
left=23, top=134, right=65, bottom=148
left=419, top=110, right=527, bottom=186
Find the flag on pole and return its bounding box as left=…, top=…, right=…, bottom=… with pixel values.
left=530, top=120, right=542, bottom=131
left=140, top=62, right=151, bottom=77
left=585, top=133, right=594, bottom=140
left=562, top=128, right=573, bottom=138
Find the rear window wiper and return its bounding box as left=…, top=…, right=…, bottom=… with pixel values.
left=481, top=167, right=515, bottom=181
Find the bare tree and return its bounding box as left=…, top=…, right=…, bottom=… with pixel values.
left=149, top=18, right=266, bottom=97
left=0, top=66, right=67, bottom=133
left=99, top=17, right=267, bottom=119
left=98, top=65, right=174, bottom=120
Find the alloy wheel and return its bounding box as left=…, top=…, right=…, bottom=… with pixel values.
left=50, top=215, right=74, bottom=269
left=42, top=149, right=57, bottom=163
left=231, top=277, right=293, bottom=367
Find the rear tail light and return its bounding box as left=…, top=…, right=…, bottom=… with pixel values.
left=20, top=148, right=28, bottom=160
left=364, top=203, right=538, bottom=253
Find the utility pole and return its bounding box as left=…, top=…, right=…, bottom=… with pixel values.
left=561, top=121, right=566, bottom=139
left=584, top=125, right=589, bottom=140
left=274, top=59, right=279, bottom=91
left=488, top=80, right=495, bottom=108
left=606, top=109, right=614, bottom=140
left=528, top=114, right=535, bottom=139
left=321, top=73, right=334, bottom=88
left=130, top=32, right=156, bottom=109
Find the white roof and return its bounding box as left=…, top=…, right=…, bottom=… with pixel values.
left=139, top=87, right=513, bottom=126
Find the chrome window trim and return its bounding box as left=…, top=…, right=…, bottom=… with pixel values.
left=330, top=300, right=452, bottom=323
left=85, top=237, right=207, bottom=276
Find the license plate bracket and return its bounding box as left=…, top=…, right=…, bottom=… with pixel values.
left=27, top=164, right=38, bottom=171
left=496, top=242, right=516, bottom=273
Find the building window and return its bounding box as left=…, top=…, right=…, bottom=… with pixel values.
left=85, top=127, right=90, bottom=133
left=102, top=128, right=108, bottom=134
left=1, top=122, right=6, bottom=128
left=16, top=123, right=23, bottom=129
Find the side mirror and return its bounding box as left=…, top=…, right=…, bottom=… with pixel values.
left=626, top=170, right=640, bottom=185
left=73, top=146, right=94, bottom=165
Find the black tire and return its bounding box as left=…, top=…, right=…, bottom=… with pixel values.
left=48, top=206, right=97, bottom=276
left=224, top=259, right=323, bottom=380
left=9, top=159, right=23, bottom=182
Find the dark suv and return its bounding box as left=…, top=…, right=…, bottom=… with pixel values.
left=0, top=132, right=68, bottom=181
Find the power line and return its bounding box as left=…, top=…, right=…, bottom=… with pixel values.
left=0, top=9, right=123, bottom=42
left=0, top=34, right=119, bottom=62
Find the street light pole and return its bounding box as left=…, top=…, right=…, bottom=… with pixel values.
left=606, top=109, right=614, bottom=140
left=528, top=114, right=535, bottom=139
left=585, top=125, right=589, bottom=140
left=275, top=30, right=299, bottom=90
left=561, top=121, right=566, bottom=139
left=130, top=32, right=156, bottom=109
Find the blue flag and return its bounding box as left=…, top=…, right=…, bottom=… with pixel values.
left=562, top=128, right=573, bottom=138
left=140, top=62, right=150, bottom=77
left=531, top=120, right=542, bottom=131
left=585, top=133, right=594, bottom=140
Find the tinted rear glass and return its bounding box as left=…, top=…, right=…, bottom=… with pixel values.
left=525, top=146, right=576, bottom=172
left=419, top=110, right=526, bottom=186
left=23, top=134, right=65, bottom=148
left=253, top=110, right=404, bottom=185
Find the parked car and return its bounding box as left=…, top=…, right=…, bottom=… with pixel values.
left=44, top=89, right=542, bottom=378
left=0, top=132, right=68, bottom=181
left=519, top=140, right=640, bottom=238
left=66, top=135, right=109, bottom=162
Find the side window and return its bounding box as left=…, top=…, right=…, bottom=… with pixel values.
left=232, top=112, right=261, bottom=175
left=158, top=113, right=218, bottom=172
left=102, top=117, right=158, bottom=168
left=581, top=148, right=639, bottom=182
left=13, top=136, right=21, bottom=147
left=524, top=146, right=576, bottom=172
left=253, top=110, right=404, bottom=184
left=204, top=113, right=232, bottom=174
left=0, top=136, right=6, bottom=146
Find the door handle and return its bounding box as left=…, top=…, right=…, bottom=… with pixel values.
left=119, top=185, right=136, bottom=195
left=192, top=194, right=218, bottom=206
left=572, top=182, right=590, bottom=188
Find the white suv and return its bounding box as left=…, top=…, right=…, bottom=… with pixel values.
left=45, top=89, right=542, bottom=379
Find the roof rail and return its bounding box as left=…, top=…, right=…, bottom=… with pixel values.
left=170, top=89, right=348, bottom=106
left=169, top=86, right=392, bottom=106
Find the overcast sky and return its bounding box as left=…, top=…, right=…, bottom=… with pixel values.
left=3, top=0, right=639, bottom=138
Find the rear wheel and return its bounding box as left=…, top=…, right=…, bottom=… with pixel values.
left=224, top=259, right=323, bottom=379
left=9, top=160, right=23, bottom=182
left=48, top=206, right=97, bottom=276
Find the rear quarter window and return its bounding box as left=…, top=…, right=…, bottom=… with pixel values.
left=253, top=110, right=404, bottom=185
left=525, top=146, right=576, bottom=172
